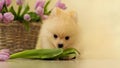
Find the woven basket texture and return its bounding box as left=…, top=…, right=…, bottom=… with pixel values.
left=0, top=22, right=41, bottom=54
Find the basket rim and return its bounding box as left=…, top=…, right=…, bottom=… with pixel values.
left=0, top=21, right=41, bottom=26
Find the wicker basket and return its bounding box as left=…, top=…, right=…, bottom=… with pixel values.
left=0, top=22, right=41, bottom=54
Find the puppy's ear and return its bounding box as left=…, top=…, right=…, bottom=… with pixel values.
left=69, top=10, right=78, bottom=23
left=50, top=7, right=64, bottom=17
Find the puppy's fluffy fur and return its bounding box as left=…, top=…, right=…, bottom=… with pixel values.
left=36, top=8, right=79, bottom=50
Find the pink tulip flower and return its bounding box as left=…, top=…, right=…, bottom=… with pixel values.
left=3, top=12, right=14, bottom=24
left=0, top=52, right=10, bottom=56
left=16, top=0, right=24, bottom=6
left=0, top=0, right=4, bottom=11
left=35, top=0, right=45, bottom=9
left=56, top=0, right=67, bottom=10
left=5, top=0, right=12, bottom=6
left=35, top=6, right=44, bottom=17
left=0, top=49, right=10, bottom=61
left=35, top=6, right=48, bottom=20
left=0, top=55, right=9, bottom=61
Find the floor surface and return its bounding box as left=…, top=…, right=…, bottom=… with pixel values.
left=0, top=59, right=120, bottom=68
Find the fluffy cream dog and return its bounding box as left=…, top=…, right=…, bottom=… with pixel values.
left=36, top=7, right=79, bottom=50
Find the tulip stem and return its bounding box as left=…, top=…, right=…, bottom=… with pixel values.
left=17, top=6, right=22, bottom=17
left=23, top=20, right=30, bottom=31
left=4, top=5, right=8, bottom=12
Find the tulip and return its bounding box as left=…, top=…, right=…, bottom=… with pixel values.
left=1, top=0, right=5, bottom=3
left=0, top=0, right=4, bottom=11
left=24, top=14, right=31, bottom=21
left=0, top=55, right=9, bottom=61
left=0, top=13, right=3, bottom=21
left=35, top=6, right=48, bottom=20
left=56, top=0, right=67, bottom=10
left=35, top=6, right=44, bottom=17
left=0, top=52, right=10, bottom=56
left=0, top=49, right=10, bottom=61
left=35, top=0, right=45, bottom=9
left=3, top=12, right=14, bottom=24
left=16, top=0, right=24, bottom=6
left=5, top=0, right=12, bottom=6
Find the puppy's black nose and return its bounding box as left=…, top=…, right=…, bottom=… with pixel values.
left=58, top=44, right=63, bottom=48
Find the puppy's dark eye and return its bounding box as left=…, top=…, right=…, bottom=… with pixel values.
left=54, top=34, right=58, bottom=39
left=65, top=36, right=70, bottom=40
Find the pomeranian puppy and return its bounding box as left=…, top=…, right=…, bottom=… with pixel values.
left=36, top=7, right=79, bottom=50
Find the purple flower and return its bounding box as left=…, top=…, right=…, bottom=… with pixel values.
left=0, top=55, right=9, bottom=61
left=3, top=12, right=14, bottom=24
left=0, top=49, right=10, bottom=61
left=5, top=0, right=12, bottom=6
left=56, top=0, right=67, bottom=10
left=16, top=0, right=24, bottom=6
left=1, top=0, right=5, bottom=3
left=0, top=13, right=3, bottom=21
left=35, top=0, right=45, bottom=9
left=24, top=14, right=31, bottom=21
left=0, top=0, right=4, bottom=11
left=35, top=6, right=44, bottom=17
left=0, top=52, right=9, bottom=56
left=35, top=6, right=48, bottom=20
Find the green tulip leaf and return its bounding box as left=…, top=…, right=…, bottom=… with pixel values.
left=9, top=6, right=17, bottom=20
left=28, top=12, right=41, bottom=22
left=21, top=4, right=30, bottom=17
left=10, top=48, right=79, bottom=60
left=10, top=49, right=63, bottom=59
left=44, top=0, right=51, bottom=15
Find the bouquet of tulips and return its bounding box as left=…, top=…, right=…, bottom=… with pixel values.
left=0, top=0, right=67, bottom=30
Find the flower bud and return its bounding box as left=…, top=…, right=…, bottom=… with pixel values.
left=5, top=0, right=12, bottom=6
left=0, top=0, right=4, bottom=11
left=24, top=14, right=31, bottom=21
left=35, top=6, right=44, bottom=17
left=56, top=0, right=67, bottom=10
left=16, top=0, right=24, bottom=6
left=35, top=0, right=45, bottom=9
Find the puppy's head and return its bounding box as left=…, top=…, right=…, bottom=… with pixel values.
left=42, top=8, right=78, bottom=49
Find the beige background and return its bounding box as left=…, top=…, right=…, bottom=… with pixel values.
left=12, top=0, right=120, bottom=59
